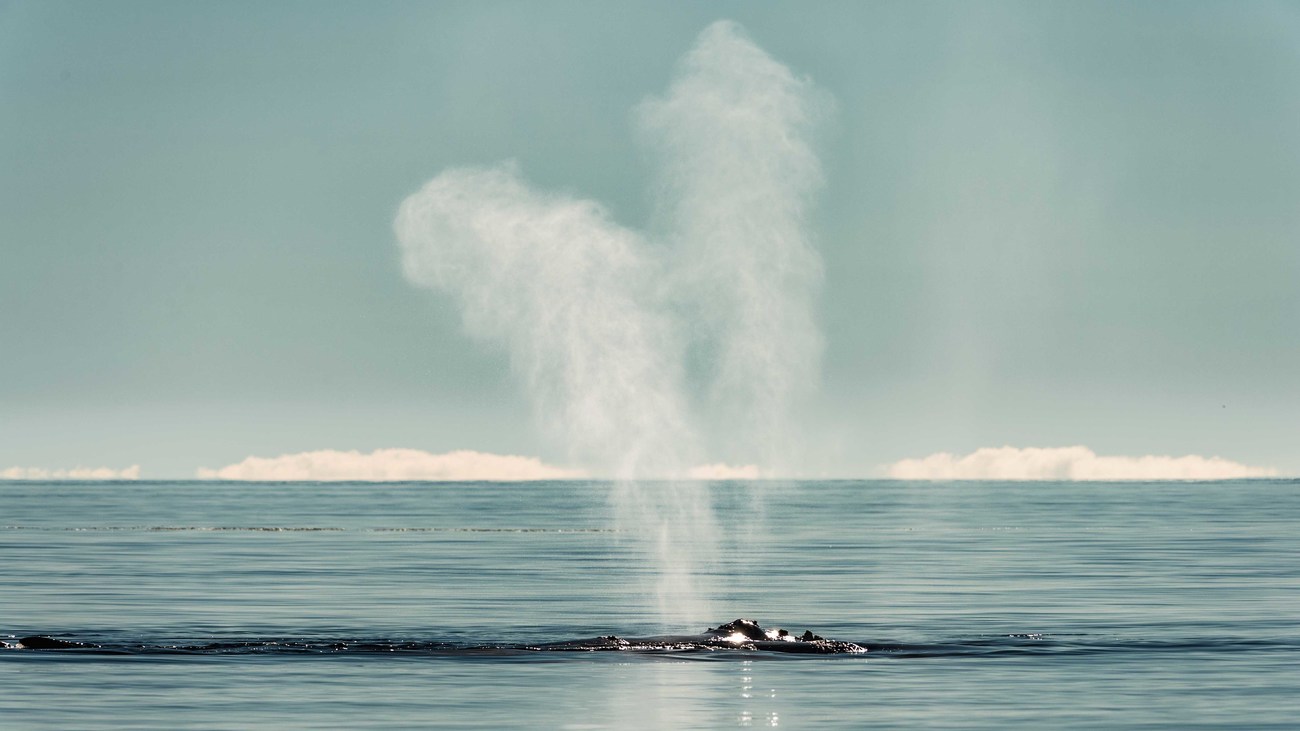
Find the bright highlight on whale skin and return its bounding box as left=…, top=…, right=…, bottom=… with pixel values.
left=887, top=446, right=1278, bottom=481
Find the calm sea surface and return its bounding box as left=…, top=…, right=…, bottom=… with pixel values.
left=2, top=479, right=1297, bottom=729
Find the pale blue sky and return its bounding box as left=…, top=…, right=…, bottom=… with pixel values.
left=2, top=1, right=1297, bottom=477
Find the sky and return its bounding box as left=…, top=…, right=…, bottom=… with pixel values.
left=2, top=0, right=1298, bottom=479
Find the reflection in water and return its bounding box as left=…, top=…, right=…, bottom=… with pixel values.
left=733, top=658, right=780, bottom=723
left=735, top=659, right=781, bottom=727
left=599, top=661, right=708, bottom=730
left=592, top=658, right=789, bottom=729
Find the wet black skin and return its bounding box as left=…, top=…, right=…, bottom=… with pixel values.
left=16, top=619, right=866, bottom=655
left=18, top=636, right=88, bottom=650
left=533, top=618, right=866, bottom=654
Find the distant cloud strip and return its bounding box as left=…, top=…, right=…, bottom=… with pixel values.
left=196, top=448, right=587, bottom=482
left=887, top=446, right=1277, bottom=481
left=2, top=465, right=141, bottom=480
left=686, top=463, right=762, bottom=480
left=196, top=448, right=770, bottom=482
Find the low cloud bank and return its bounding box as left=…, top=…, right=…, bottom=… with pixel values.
left=887, top=446, right=1277, bottom=481
left=196, top=448, right=775, bottom=482
left=197, top=449, right=587, bottom=481
left=686, top=463, right=763, bottom=480
left=2, top=465, right=141, bottom=480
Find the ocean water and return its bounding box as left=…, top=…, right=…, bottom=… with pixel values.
left=2, top=479, right=1297, bottom=729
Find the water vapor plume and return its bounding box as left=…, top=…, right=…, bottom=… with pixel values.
left=396, top=164, right=695, bottom=480
left=639, top=20, right=829, bottom=470
left=394, top=164, right=713, bottom=624
left=395, top=21, right=829, bottom=624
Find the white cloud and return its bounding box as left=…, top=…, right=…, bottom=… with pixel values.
left=686, top=463, right=763, bottom=480
left=195, top=448, right=586, bottom=482
left=887, top=446, right=1278, bottom=481
left=2, top=465, right=141, bottom=480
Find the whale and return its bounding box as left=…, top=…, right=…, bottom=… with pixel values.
left=15, top=619, right=866, bottom=655
left=530, top=618, right=866, bottom=654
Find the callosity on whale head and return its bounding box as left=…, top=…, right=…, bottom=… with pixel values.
left=703, top=619, right=864, bottom=653
left=530, top=618, right=865, bottom=653
left=706, top=619, right=771, bottom=641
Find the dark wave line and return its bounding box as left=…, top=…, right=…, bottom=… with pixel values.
left=0, top=525, right=617, bottom=533
left=869, top=636, right=1300, bottom=659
